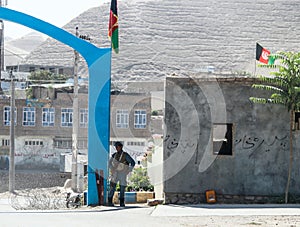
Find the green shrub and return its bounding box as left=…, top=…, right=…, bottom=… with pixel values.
left=127, top=167, right=153, bottom=192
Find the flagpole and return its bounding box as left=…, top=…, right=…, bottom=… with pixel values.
left=254, top=59, right=256, bottom=77
left=105, top=0, right=116, bottom=204
left=254, top=42, right=257, bottom=77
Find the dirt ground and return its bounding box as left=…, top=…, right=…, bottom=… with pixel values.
left=1, top=188, right=300, bottom=226
left=169, top=216, right=299, bottom=227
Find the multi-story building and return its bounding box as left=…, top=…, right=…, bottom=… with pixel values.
left=110, top=92, right=152, bottom=164
left=0, top=85, right=152, bottom=171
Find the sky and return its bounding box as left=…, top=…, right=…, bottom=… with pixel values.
left=3, top=0, right=111, bottom=39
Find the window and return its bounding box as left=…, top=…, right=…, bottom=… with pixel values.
left=54, top=139, right=72, bottom=149
left=78, top=140, right=88, bottom=149
left=20, top=82, right=26, bottom=90
left=23, top=107, right=35, bottom=126
left=61, top=108, right=73, bottom=127
left=294, top=112, right=300, bottom=130
left=29, top=67, right=35, bottom=72
left=116, top=109, right=129, bottom=128
left=25, top=140, right=43, bottom=146
left=110, top=141, right=125, bottom=146
left=127, top=141, right=145, bottom=146
left=213, top=123, right=233, bottom=155
left=134, top=110, right=147, bottom=129
left=1, top=139, right=9, bottom=147
left=80, top=108, right=88, bottom=128
left=42, top=108, right=55, bottom=127
left=8, top=66, right=18, bottom=72
left=3, top=106, right=17, bottom=126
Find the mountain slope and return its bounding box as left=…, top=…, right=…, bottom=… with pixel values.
left=5, top=32, right=47, bottom=67
left=23, top=0, right=300, bottom=80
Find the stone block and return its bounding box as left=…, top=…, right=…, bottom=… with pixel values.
left=136, top=192, right=154, bottom=203
left=147, top=199, right=164, bottom=206
left=245, top=196, right=255, bottom=201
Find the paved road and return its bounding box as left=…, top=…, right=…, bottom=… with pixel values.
left=1, top=200, right=300, bottom=227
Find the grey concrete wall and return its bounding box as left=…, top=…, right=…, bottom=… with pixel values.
left=164, top=76, right=300, bottom=199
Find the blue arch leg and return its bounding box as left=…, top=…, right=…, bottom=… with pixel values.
left=0, top=7, right=112, bottom=206
left=87, top=52, right=111, bottom=205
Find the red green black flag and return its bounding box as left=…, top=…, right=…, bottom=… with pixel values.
left=256, top=43, right=274, bottom=64
left=108, top=0, right=119, bottom=53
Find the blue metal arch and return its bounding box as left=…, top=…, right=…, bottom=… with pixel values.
left=0, top=7, right=111, bottom=205
left=0, top=7, right=108, bottom=66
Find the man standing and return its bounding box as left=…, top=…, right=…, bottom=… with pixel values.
left=108, top=141, right=135, bottom=207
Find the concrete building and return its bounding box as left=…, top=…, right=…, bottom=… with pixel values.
left=0, top=89, right=88, bottom=170
left=163, top=75, right=300, bottom=204
left=8, top=64, right=73, bottom=76
left=0, top=85, right=152, bottom=171
left=110, top=91, right=152, bottom=163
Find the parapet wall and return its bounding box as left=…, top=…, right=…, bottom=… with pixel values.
left=0, top=171, right=71, bottom=193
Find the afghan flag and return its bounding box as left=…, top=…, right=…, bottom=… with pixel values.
left=256, top=43, right=274, bottom=64
left=108, top=0, right=119, bottom=53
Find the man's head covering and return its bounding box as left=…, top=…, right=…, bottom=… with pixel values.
left=114, top=141, right=123, bottom=148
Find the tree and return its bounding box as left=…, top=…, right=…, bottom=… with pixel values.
left=250, top=51, right=300, bottom=203
left=127, top=167, right=153, bottom=191
left=26, top=70, right=69, bottom=98
left=29, top=70, right=69, bottom=84
left=151, top=110, right=159, bottom=116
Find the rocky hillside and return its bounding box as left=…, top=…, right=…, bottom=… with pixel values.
left=22, top=0, right=300, bottom=81
left=5, top=32, right=47, bottom=67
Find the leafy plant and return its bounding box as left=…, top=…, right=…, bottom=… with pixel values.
left=250, top=51, right=300, bottom=203
left=29, top=70, right=69, bottom=84
left=127, top=167, right=153, bottom=191
left=25, top=87, right=33, bottom=99
left=151, top=110, right=159, bottom=116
